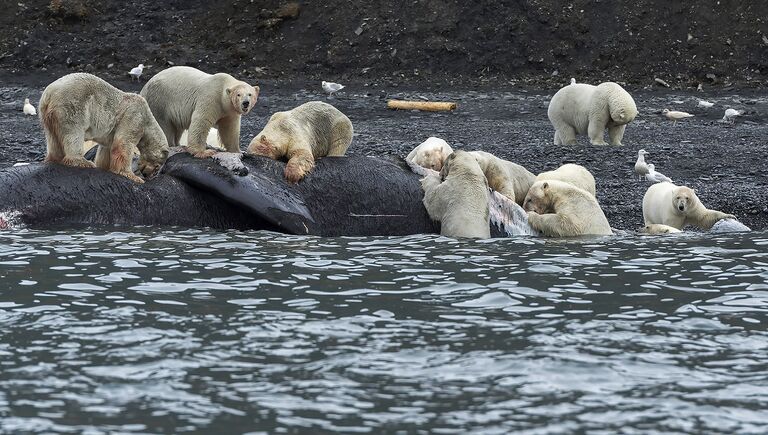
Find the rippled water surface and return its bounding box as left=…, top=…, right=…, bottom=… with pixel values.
left=0, top=229, right=767, bottom=433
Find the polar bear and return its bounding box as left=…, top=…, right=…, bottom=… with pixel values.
left=548, top=81, right=637, bottom=146
left=639, top=223, right=682, bottom=234
left=406, top=137, right=454, bottom=171
left=421, top=151, right=490, bottom=239
left=536, top=163, right=596, bottom=197
left=642, top=182, right=735, bottom=230
left=140, top=66, right=258, bottom=158
left=39, top=73, right=169, bottom=183
left=247, top=101, right=353, bottom=183
left=524, top=180, right=612, bottom=237
left=468, top=150, right=536, bottom=206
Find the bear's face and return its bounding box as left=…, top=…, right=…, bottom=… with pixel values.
left=673, top=187, right=696, bottom=213
left=523, top=182, right=552, bottom=214
left=248, top=135, right=282, bottom=159
left=227, top=84, right=259, bottom=115
left=416, top=146, right=447, bottom=171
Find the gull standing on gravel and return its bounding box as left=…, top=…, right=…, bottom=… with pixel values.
left=129, top=64, right=144, bottom=81
left=22, top=98, right=36, bottom=116
left=722, top=108, right=743, bottom=124
left=646, top=164, right=673, bottom=183
left=697, top=99, right=714, bottom=109
left=570, top=78, right=576, bottom=85
left=322, top=80, right=344, bottom=96
left=662, top=108, right=694, bottom=125
left=634, top=149, right=650, bottom=180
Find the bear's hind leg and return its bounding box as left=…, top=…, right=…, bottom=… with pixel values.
left=327, top=119, right=353, bottom=156
left=553, top=130, right=562, bottom=145
left=608, top=124, right=626, bottom=146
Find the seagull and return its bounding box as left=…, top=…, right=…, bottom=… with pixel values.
left=722, top=108, right=743, bottom=124
left=22, top=98, right=36, bottom=116
left=129, top=64, right=144, bottom=81
left=662, top=108, right=694, bottom=125
left=697, top=99, right=714, bottom=108
left=322, top=80, right=344, bottom=96
left=646, top=164, right=673, bottom=183
left=570, top=78, right=576, bottom=85
left=634, top=149, right=650, bottom=181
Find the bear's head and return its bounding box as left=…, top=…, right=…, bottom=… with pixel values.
left=523, top=181, right=554, bottom=214
left=607, top=84, right=638, bottom=125
left=416, top=146, right=449, bottom=171
left=227, top=83, right=260, bottom=115
left=438, top=150, right=481, bottom=182
left=137, top=111, right=170, bottom=178
left=672, top=186, right=697, bottom=214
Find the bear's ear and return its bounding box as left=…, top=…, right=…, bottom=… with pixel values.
left=226, top=87, right=232, bottom=95
left=260, top=135, right=269, bottom=145
left=542, top=182, right=549, bottom=189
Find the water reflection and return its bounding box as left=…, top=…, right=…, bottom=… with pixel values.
left=0, top=229, right=766, bottom=432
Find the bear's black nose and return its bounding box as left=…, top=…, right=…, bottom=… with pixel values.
left=242, top=101, right=249, bottom=108
left=678, top=205, right=684, bottom=211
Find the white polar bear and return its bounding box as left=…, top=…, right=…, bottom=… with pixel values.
left=468, top=150, right=536, bottom=206
left=39, top=73, right=169, bottom=183
left=140, top=66, right=259, bottom=158
left=548, top=81, right=638, bottom=146
left=536, top=163, right=596, bottom=197
left=524, top=180, right=612, bottom=237
left=421, top=151, right=490, bottom=239
left=643, top=182, right=735, bottom=230
left=406, top=137, right=454, bottom=171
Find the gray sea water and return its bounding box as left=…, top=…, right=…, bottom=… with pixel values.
left=0, top=229, right=766, bottom=434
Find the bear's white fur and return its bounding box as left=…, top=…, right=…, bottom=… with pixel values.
left=39, top=73, right=169, bottom=183
left=140, top=66, right=258, bottom=158
left=406, top=137, right=454, bottom=171
left=468, top=150, right=536, bottom=206
left=179, top=128, right=223, bottom=150
left=536, top=163, right=596, bottom=197
left=247, top=101, right=353, bottom=183
left=640, top=223, right=682, bottom=234
left=548, top=81, right=638, bottom=146
left=642, top=182, right=735, bottom=230
left=421, top=151, right=490, bottom=239
left=524, top=180, right=612, bottom=237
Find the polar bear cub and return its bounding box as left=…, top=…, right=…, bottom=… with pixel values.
left=548, top=81, right=637, bottom=146
left=524, top=180, right=612, bottom=237
left=468, top=150, right=536, bottom=206
left=39, top=73, right=169, bottom=183
left=406, top=137, right=454, bottom=171
left=421, top=151, right=490, bottom=239
left=141, top=66, right=259, bottom=158
left=643, top=182, right=735, bottom=230
left=248, top=101, right=353, bottom=183
left=536, top=163, right=596, bottom=197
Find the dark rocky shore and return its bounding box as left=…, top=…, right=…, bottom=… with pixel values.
left=2, top=81, right=767, bottom=232
left=0, top=0, right=766, bottom=232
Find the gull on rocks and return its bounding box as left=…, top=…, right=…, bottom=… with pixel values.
left=634, top=149, right=650, bottom=180
left=722, top=108, right=743, bottom=124
left=129, top=64, right=144, bottom=81
left=322, top=81, right=344, bottom=96
left=22, top=98, right=36, bottom=116
left=570, top=78, right=576, bottom=85
left=646, top=163, right=673, bottom=183
left=697, top=99, right=714, bottom=108
left=662, top=108, right=694, bottom=125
